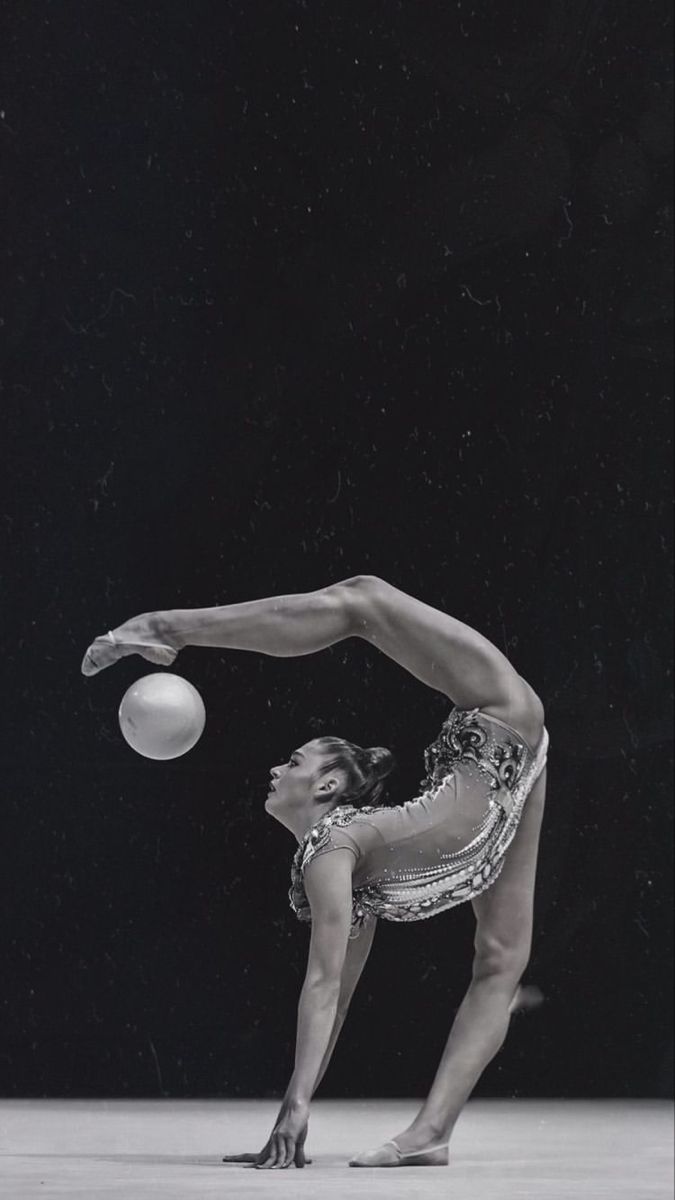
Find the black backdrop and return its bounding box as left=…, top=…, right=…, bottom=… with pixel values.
left=2, top=2, right=672, bottom=1099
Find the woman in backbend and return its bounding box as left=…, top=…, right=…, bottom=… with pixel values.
left=81, top=574, right=549, bottom=1170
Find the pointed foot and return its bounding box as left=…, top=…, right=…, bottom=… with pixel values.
left=81, top=630, right=179, bottom=676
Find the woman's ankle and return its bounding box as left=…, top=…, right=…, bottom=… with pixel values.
left=150, top=610, right=184, bottom=649
left=408, top=1115, right=453, bottom=1144
left=115, top=610, right=181, bottom=651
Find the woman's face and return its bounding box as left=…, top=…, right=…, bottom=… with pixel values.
left=265, top=740, right=341, bottom=821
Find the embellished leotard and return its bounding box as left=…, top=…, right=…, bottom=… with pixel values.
left=289, top=706, right=549, bottom=938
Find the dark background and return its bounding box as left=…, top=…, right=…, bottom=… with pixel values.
left=2, top=1, right=672, bottom=1099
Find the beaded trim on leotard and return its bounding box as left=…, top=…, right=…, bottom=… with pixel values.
left=288, top=706, right=549, bottom=935
left=288, top=802, right=389, bottom=938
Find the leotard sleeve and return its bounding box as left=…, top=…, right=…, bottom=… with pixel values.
left=288, top=811, right=367, bottom=937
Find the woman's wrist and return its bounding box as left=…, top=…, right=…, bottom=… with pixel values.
left=283, top=1091, right=310, bottom=1110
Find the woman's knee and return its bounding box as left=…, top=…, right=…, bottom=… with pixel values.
left=334, top=574, right=385, bottom=600
left=472, top=932, right=532, bottom=986
left=331, top=575, right=387, bottom=637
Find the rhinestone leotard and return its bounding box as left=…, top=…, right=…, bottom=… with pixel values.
left=288, top=706, right=549, bottom=938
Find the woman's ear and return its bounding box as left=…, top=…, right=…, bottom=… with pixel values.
left=316, top=774, right=341, bottom=798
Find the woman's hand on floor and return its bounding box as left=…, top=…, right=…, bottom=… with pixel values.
left=231, top=1098, right=311, bottom=1169
left=222, top=1130, right=312, bottom=1169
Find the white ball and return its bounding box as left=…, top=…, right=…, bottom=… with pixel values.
left=118, top=673, right=206, bottom=760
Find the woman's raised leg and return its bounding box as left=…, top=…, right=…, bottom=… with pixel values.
left=346, top=576, right=543, bottom=733
left=80, top=576, right=366, bottom=675
left=83, top=575, right=543, bottom=747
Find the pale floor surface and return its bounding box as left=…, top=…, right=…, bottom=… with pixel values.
left=0, top=1098, right=672, bottom=1200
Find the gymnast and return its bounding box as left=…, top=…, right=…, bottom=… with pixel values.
left=81, top=574, right=549, bottom=1169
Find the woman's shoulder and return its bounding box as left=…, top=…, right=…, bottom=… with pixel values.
left=294, top=802, right=387, bottom=872
left=289, top=805, right=363, bottom=925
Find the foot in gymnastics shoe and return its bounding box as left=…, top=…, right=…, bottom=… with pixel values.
left=81, top=629, right=179, bottom=676
left=349, top=1138, right=449, bottom=1167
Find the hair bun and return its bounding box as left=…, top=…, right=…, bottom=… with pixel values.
left=316, top=735, right=396, bottom=809
left=366, top=745, right=395, bottom=780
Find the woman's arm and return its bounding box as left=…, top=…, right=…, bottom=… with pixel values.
left=285, top=849, right=355, bottom=1104
left=310, top=913, right=377, bottom=1097
left=286, top=978, right=342, bottom=1106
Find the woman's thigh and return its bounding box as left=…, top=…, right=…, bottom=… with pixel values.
left=471, top=765, right=548, bottom=954
left=349, top=576, right=539, bottom=713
